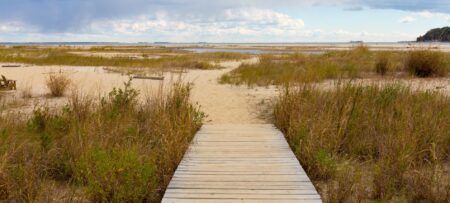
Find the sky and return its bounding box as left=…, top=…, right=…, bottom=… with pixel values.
left=0, top=0, right=449, bottom=42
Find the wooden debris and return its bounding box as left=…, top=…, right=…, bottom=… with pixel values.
left=1, top=64, right=21, bottom=68
left=132, top=75, right=164, bottom=80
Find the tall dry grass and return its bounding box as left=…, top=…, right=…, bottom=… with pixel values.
left=20, top=84, right=33, bottom=98
left=274, top=82, right=450, bottom=202
left=0, top=93, right=4, bottom=111
left=375, top=53, right=390, bottom=76
left=0, top=79, right=204, bottom=202
left=46, top=73, right=71, bottom=97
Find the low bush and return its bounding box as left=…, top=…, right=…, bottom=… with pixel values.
left=405, top=50, right=447, bottom=77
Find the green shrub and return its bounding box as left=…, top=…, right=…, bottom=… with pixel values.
left=76, top=147, right=155, bottom=202
left=102, top=78, right=139, bottom=114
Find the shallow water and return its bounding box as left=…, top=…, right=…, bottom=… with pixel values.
left=182, top=48, right=268, bottom=54
left=182, top=48, right=325, bottom=55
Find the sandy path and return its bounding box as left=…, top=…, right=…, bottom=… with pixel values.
left=185, top=58, right=276, bottom=124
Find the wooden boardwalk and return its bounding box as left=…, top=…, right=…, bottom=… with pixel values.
left=162, top=124, right=322, bottom=203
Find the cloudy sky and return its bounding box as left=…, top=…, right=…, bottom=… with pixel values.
left=0, top=0, right=448, bottom=42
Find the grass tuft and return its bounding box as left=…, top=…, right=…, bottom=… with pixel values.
left=375, top=54, right=390, bottom=76
left=46, top=73, right=71, bottom=97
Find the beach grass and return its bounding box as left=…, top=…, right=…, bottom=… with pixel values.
left=274, top=82, right=450, bottom=202
left=0, top=79, right=204, bottom=202
left=0, top=46, right=249, bottom=70
left=220, top=48, right=449, bottom=86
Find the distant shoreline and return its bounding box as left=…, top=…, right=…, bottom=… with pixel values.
left=2, top=42, right=450, bottom=52
left=2, top=41, right=450, bottom=46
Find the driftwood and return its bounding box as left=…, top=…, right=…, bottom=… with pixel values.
left=132, top=75, right=164, bottom=80
left=1, top=64, right=21, bottom=68
left=0, top=75, right=17, bottom=90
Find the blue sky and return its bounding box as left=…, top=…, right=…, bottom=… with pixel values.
left=0, top=0, right=448, bottom=42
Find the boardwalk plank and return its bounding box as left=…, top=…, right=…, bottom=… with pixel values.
left=162, top=124, right=322, bottom=203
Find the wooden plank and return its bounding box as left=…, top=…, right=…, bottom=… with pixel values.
left=164, top=193, right=321, bottom=199
left=162, top=198, right=322, bottom=203
left=162, top=124, right=322, bottom=202
left=165, top=189, right=320, bottom=195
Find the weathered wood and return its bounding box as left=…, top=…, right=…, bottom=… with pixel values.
left=162, top=199, right=322, bottom=203
left=1, top=64, right=21, bottom=68
left=162, top=124, right=322, bottom=203
left=132, top=75, right=164, bottom=80
left=0, top=75, right=16, bottom=90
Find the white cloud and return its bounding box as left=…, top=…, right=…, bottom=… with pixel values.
left=399, top=16, right=416, bottom=23
left=399, top=10, right=450, bottom=23
left=0, top=22, right=24, bottom=33
left=0, top=5, right=430, bottom=42
left=91, top=8, right=306, bottom=39
left=223, top=8, right=304, bottom=29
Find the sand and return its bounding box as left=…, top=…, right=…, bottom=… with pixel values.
left=0, top=58, right=278, bottom=124
left=1, top=53, right=449, bottom=122
left=186, top=58, right=277, bottom=124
